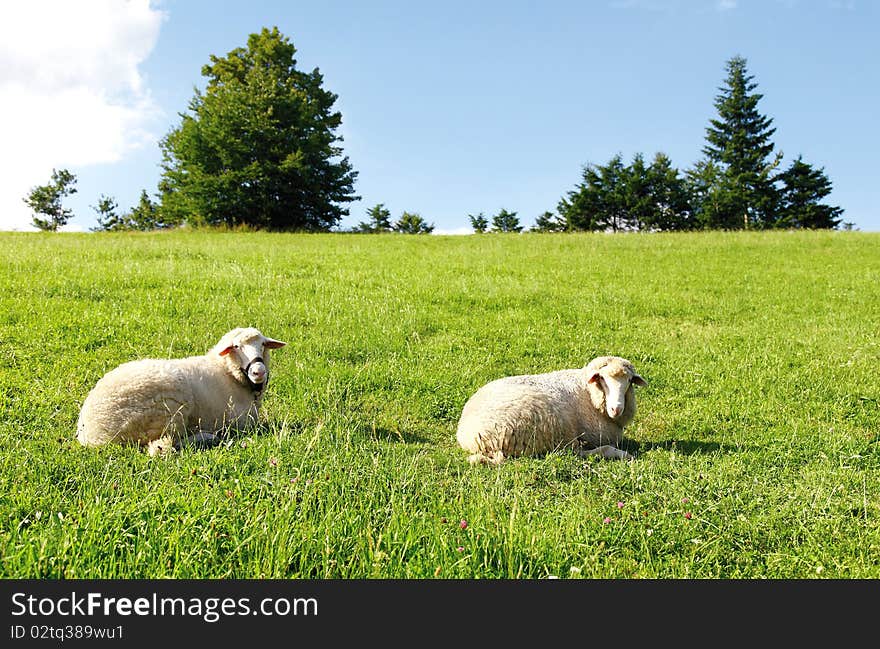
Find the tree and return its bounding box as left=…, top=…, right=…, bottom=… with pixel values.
left=355, top=203, right=393, bottom=232
left=558, top=163, right=606, bottom=232
left=700, top=55, right=782, bottom=229
left=685, top=159, right=739, bottom=229
left=92, top=190, right=175, bottom=231
left=643, top=153, right=692, bottom=231
left=532, top=211, right=566, bottom=232
left=127, top=190, right=169, bottom=230
left=24, top=168, right=77, bottom=231
left=491, top=208, right=522, bottom=233
left=622, top=153, right=652, bottom=231
left=558, top=155, right=630, bottom=231
left=561, top=153, right=692, bottom=232
left=158, top=26, right=359, bottom=230
left=468, top=212, right=488, bottom=233
left=775, top=156, right=843, bottom=229
left=394, top=211, right=434, bottom=234
left=91, top=195, right=124, bottom=231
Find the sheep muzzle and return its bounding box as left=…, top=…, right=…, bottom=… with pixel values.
left=243, top=357, right=269, bottom=392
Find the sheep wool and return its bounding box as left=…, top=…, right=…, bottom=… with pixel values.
left=76, top=327, right=286, bottom=456
left=456, top=356, right=647, bottom=465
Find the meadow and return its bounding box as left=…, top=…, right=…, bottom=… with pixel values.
left=1, top=229, right=878, bottom=578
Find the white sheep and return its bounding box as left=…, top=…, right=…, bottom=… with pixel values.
left=456, top=356, right=647, bottom=465
left=76, top=327, right=286, bottom=456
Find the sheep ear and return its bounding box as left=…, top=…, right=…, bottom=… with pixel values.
left=632, top=374, right=648, bottom=387
left=587, top=371, right=601, bottom=384
left=218, top=345, right=235, bottom=357
left=263, top=338, right=286, bottom=349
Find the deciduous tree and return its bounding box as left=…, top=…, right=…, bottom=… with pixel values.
left=159, top=27, right=358, bottom=230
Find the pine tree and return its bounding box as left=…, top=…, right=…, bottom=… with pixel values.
left=558, top=162, right=606, bottom=231
left=624, top=153, right=652, bottom=230
left=24, top=168, right=77, bottom=231
left=490, top=208, right=522, bottom=233
left=356, top=203, right=393, bottom=232
left=775, top=156, right=843, bottom=229
left=92, top=190, right=174, bottom=231
left=532, top=211, right=566, bottom=232
left=91, top=195, right=124, bottom=231
left=686, top=160, right=734, bottom=229
left=127, top=190, right=168, bottom=230
left=558, top=155, right=629, bottom=231
left=644, top=153, right=692, bottom=231
left=468, top=212, right=488, bottom=233
left=597, top=155, right=631, bottom=231
left=394, top=211, right=434, bottom=234
left=700, top=56, right=782, bottom=229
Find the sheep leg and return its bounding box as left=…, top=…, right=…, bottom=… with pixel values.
left=575, top=445, right=634, bottom=461
left=174, top=432, right=220, bottom=451
left=147, top=435, right=177, bottom=457
left=468, top=450, right=506, bottom=465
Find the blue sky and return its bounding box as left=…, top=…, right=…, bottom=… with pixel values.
left=1, top=0, right=877, bottom=232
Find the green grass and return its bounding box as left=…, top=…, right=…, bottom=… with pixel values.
left=1, top=229, right=878, bottom=578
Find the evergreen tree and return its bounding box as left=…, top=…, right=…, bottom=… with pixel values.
left=468, top=212, right=488, bottom=233
left=644, top=153, right=692, bottom=231
left=159, top=27, right=358, bottom=230
left=775, top=156, right=843, bottom=229
left=623, top=153, right=652, bottom=230
left=127, top=190, right=169, bottom=230
left=532, top=211, right=566, bottom=232
left=490, top=208, right=522, bottom=233
left=562, top=153, right=691, bottom=232
left=23, top=168, right=77, bottom=231
left=700, top=55, right=782, bottom=229
left=596, top=155, right=631, bottom=231
left=558, top=162, right=606, bottom=231
left=394, top=211, right=434, bottom=234
left=686, top=160, right=738, bottom=229
left=355, top=203, right=393, bottom=232
left=91, top=195, right=124, bottom=231
left=558, top=155, right=629, bottom=231
left=92, top=190, right=174, bottom=231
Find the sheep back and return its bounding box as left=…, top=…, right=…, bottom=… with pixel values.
left=76, top=355, right=257, bottom=448
left=456, top=369, right=619, bottom=460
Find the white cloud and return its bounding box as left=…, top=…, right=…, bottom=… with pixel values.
left=717, top=0, right=738, bottom=10
left=0, top=0, right=165, bottom=230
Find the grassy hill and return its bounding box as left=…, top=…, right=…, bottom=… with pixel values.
left=1, top=229, right=878, bottom=578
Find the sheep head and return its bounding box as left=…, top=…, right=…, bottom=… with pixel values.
left=585, top=356, right=647, bottom=422
left=213, top=327, right=286, bottom=390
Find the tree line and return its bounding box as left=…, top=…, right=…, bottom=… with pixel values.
left=22, top=29, right=846, bottom=233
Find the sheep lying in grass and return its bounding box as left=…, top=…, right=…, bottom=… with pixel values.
left=76, top=327, right=286, bottom=456
left=456, top=356, right=647, bottom=465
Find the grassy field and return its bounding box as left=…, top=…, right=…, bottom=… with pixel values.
left=1, top=229, right=878, bottom=578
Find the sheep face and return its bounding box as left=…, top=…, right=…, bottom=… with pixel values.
left=215, top=327, right=286, bottom=390
left=586, top=357, right=647, bottom=421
